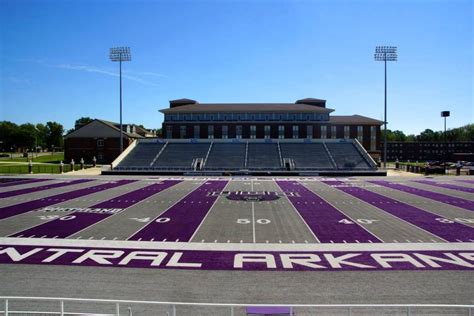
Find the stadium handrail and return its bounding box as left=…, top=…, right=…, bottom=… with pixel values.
left=1, top=296, right=473, bottom=316
left=111, top=139, right=137, bottom=169
left=352, top=138, right=378, bottom=169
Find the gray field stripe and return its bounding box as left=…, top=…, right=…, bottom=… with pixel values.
left=369, top=180, right=474, bottom=212
left=403, top=182, right=474, bottom=202
left=0, top=179, right=58, bottom=194
left=0, top=179, right=93, bottom=199
left=67, top=181, right=183, bottom=239
left=275, top=182, right=321, bottom=243
left=301, top=182, right=384, bottom=243
left=2, top=181, right=151, bottom=237
left=0, top=179, right=105, bottom=215
left=360, top=180, right=474, bottom=226
left=125, top=181, right=206, bottom=240
left=413, top=180, right=474, bottom=194
left=403, top=181, right=474, bottom=201
left=0, top=178, right=51, bottom=189
left=305, top=181, right=446, bottom=243
left=324, top=181, right=472, bottom=242
left=189, top=180, right=233, bottom=242
left=254, top=180, right=318, bottom=244
left=0, top=180, right=102, bottom=208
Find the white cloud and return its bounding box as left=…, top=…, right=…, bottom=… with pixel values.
left=18, top=58, right=164, bottom=87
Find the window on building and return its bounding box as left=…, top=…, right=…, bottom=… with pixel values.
left=292, top=125, right=299, bottom=139
left=236, top=125, right=242, bottom=139
left=250, top=125, right=256, bottom=139
left=166, top=126, right=172, bottom=139
left=180, top=126, right=186, bottom=139
left=306, top=125, right=313, bottom=139
left=208, top=125, right=214, bottom=139
left=344, top=126, right=350, bottom=139
left=278, top=125, right=285, bottom=139
left=370, top=126, right=377, bottom=151
left=357, top=126, right=364, bottom=143
left=264, top=125, right=271, bottom=139
left=97, top=139, right=104, bottom=147
left=194, top=125, right=200, bottom=138
left=222, top=125, right=228, bottom=139
left=321, top=125, right=327, bottom=139
left=331, top=126, right=337, bottom=139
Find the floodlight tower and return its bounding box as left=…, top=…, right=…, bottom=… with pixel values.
left=441, top=111, right=450, bottom=174
left=374, top=46, right=397, bottom=169
left=109, top=47, right=132, bottom=153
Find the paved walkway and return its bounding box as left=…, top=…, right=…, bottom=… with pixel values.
left=65, top=167, right=102, bottom=176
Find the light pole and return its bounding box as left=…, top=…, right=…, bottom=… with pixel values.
left=374, top=46, right=397, bottom=169
left=441, top=111, right=450, bottom=174
left=109, top=47, right=131, bottom=153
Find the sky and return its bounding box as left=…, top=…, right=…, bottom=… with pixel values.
left=0, top=0, right=472, bottom=134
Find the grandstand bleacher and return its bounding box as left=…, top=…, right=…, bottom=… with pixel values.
left=152, top=143, right=210, bottom=169
left=205, top=143, right=246, bottom=170
left=280, top=143, right=334, bottom=170
left=110, top=139, right=382, bottom=175
left=116, top=142, right=164, bottom=168
left=247, top=143, right=281, bottom=170
left=325, top=142, right=373, bottom=170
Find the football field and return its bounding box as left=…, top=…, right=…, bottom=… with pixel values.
left=0, top=175, right=473, bottom=315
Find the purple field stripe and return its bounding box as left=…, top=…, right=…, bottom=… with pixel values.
left=369, top=180, right=474, bottom=212
left=129, top=180, right=228, bottom=242
left=456, top=180, right=474, bottom=184
left=1, top=245, right=473, bottom=271
left=323, top=180, right=474, bottom=242
left=0, top=178, right=50, bottom=188
left=0, top=179, right=93, bottom=198
left=276, top=181, right=380, bottom=243
left=92, top=180, right=182, bottom=209
left=0, top=180, right=135, bottom=220
left=10, top=180, right=183, bottom=238
left=413, top=180, right=474, bottom=194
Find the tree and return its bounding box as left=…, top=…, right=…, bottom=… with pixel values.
left=17, top=123, right=37, bottom=150
left=0, top=121, right=19, bottom=151
left=391, top=130, right=407, bottom=141
left=45, top=121, right=64, bottom=149
left=74, top=117, right=94, bottom=129
left=417, top=129, right=441, bottom=141
left=35, top=123, right=48, bottom=149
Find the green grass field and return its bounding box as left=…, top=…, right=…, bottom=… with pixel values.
left=0, top=164, right=85, bottom=174
left=0, top=153, right=64, bottom=163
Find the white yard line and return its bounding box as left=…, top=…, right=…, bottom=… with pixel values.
left=252, top=202, right=256, bottom=243
left=1, top=237, right=472, bottom=252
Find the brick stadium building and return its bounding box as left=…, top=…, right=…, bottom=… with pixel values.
left=160, top=98, right=383, bottom=159
left=386, top=141, right=474, bottom=162
left=64, top=119, right=155, bottom=164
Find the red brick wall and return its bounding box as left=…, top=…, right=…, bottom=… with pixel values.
left=65, top=137, right=133, bottom=164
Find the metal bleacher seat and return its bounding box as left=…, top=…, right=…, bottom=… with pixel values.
left=325, top=142, right=371, bottom=169
left=280, top=143, right=334, bottom=170
left=247, top=143, right=281, bottom=169
left=152, top=143, right=210, bottom=169
left=117, top=142, right=164, bottom=168
left=204, top=143, right=246, bottom=170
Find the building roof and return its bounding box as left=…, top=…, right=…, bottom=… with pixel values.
left=64, top=119, right=145, bottom=139
left=329, top=115, right=383, bottom=125
left=160, top=103, right=334, bottom=114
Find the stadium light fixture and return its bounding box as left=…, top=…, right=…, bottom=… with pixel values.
left=441, top=111, right=450, bottom=174
left=109, top=47, right=132, bottom=153
left=374, top=45, right=397, bottom=169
